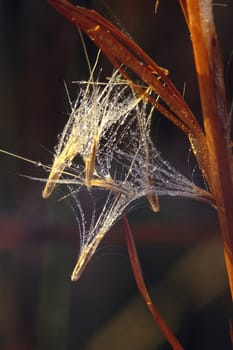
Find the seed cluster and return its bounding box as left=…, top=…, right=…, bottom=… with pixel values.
left=43, top=72, right=211, bottom=281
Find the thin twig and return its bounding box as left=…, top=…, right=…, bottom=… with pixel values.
left=121, top=214, right=184, bottom=350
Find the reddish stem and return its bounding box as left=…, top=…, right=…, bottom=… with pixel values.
left=185, top=0, right=233, bottom=300
left=121, top=214, right=184, bottom=350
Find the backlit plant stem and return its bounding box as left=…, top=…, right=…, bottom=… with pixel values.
left=184, top=0, right=233, bottom=299
left=122, top=214, right=184, bottom=350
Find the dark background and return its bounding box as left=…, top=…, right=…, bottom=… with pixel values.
left=0, top=1, right=232, bottom=349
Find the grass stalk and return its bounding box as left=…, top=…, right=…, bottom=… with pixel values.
left=121, top=214, right=184, bottom=350
left=184, top=0, right=233, bottom=299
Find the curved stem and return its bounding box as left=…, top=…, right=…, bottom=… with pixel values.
left=122, top=214, right=184, bottom=350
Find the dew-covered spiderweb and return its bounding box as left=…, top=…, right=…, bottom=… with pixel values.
left=46, top=71, right=212, bottom=280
